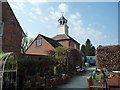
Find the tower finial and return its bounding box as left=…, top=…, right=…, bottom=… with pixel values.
left=61, top=12, right=64, bottom=16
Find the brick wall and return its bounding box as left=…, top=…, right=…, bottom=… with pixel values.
left=2, top=2, right=23, bottom=56
left=0, top=36, right=2, bottom=51
left=0, top=1, right=2, bottom=21
left=96, top=45, right=120, bottom=71
left=58, top=40, right=80, bottom=50
left=58, top=40, right=69, bottom=47
left=0, top=2, right=2, bottom=51
left=69, top=40, right=80, bottom=50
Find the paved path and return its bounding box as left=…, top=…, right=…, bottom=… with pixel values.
left=55, top=66, right=96, bottom=89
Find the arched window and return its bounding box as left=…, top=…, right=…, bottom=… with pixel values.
left=63, top=21, right=65, bottom=25
left=60, top=21, right=62, bottom=25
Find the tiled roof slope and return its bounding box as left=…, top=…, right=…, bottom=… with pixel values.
left=52, top=34, right=80, bottom=45
left=40, top=34, right=63, bottom=48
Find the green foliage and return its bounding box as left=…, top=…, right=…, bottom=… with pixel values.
left=40, top=55, right=55, bottom=65
left=66, top=48, right=82, bottom=72
left=54, top=46, right=68, bottom=62
left=21, top=36, right=34, bottom=54
left=0, top=52, right=7, bottom=55
left=85, top=39, right=91, bottom=56
left=52, top=47, right=82, bottom=73
left=17, top=56, right=42, bottom=89
left=17, top=57, right=40, bottom=77
left=81, top=45, right=86, bottom=54
left=5, top=55, right=16, bottom=70
left=81, top=39, right=96, bottom=56
left=90, top=46, right=96, bottom=56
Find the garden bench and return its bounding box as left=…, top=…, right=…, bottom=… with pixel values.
left=87, top=76, right=106, bottom=90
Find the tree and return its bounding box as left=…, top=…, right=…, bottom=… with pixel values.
left=21, top=37, right=34, bottom=54
left=85, top=39, right=91, bottom=56
left=17, top=57, right=41, bottom=89
left=81, top=44, right=86, bottom=54
left=54, top=46, right=68, bottom=62
left=90, top=46, right=95, bottom=56
left=81, top=39, right=96, bottom=56
left=53, top=47, right=82, bottom=74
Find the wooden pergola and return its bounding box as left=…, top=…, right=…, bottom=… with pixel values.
left=0, top=52, right=17, bottom=90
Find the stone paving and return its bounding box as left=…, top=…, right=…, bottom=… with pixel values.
left=55, top=66, right=96, bottom=89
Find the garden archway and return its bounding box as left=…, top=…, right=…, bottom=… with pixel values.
left=0, top=52, right=17, bottom=90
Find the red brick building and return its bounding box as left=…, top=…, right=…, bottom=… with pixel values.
left=26, top=15, right=80, bottom=55
left=53, top=34, right=80, bottom=50
left=0, top=2, right=25, bottom=56
left=26, top=34, right=62, bottom=55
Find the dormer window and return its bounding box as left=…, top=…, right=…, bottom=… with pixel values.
left=36, top=38, right=42, bottom=46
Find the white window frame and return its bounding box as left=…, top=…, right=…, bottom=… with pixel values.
left=36, top=38, right=42, bottom=46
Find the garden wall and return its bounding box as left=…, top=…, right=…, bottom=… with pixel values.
left=21, top=54, right=44, bottom=60
left=96, top=45, right=120, bottom=71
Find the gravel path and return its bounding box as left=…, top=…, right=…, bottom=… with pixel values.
left=55, top=66, right=96, bottom=89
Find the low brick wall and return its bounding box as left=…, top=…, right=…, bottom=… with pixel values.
left=96, top=45, right=120, bottom=71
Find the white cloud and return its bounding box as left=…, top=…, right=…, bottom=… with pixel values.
left=8, top=0, right=47, bottom=3
left=50, top=11, right=60, bottom=19
left=29, top=12, right=37, bottom=19
left=32, top=7, right=41, bottom=15
left=69, top=12, right=81, bottom=20
left=47, top=4, right=110, bottom=46
left=9, top=2, right=116, bottom=46
left=44, top=17, right=49, bottom=21
left=58, top=3, right=68, bottom=13
left=68, top=12, right=109, bottom=47
left=38, top=17, right=49, bottom=23
left=88, top=24, right=92, bottom=27
left=7, top=0, right=120, bottom=3
left=49, top=3, right=69, bottom=20
left=27, top=7, right=41, bottom=21
left=10, top=2, right=25, bottom=10
left=27, top=0, right=47, bottom=5
left=8, top=0, right=25, bottom=2
left=27, top=32, right=36, bottom=39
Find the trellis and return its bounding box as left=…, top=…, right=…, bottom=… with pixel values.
left=0, top=52, right=17, bottom=90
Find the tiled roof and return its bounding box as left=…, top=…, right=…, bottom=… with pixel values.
left=52, top=34, right=80, bottom=45
left=40, top=34, right=63, bottom=48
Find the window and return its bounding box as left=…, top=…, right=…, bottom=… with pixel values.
left=74, top=44, right=77, bottom=49
left=36, top=38, right=42, bottom=46
left=0, top=23, right=1, bottom=34
left=0, top=21, right=4, bottom=36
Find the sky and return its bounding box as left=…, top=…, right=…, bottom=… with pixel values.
left=7, top=0, right=118, bottom=47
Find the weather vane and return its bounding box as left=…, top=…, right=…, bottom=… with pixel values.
left=61, top=12, right=64, bottom=16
